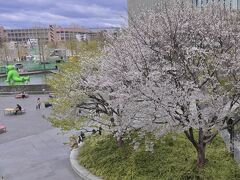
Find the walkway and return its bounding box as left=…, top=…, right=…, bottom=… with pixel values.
left=0, top=95, right=80, bottom=180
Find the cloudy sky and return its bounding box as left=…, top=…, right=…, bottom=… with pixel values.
left=0, top=0, right=127, bottom=29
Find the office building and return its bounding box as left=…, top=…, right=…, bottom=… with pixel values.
left=193, top=0, right=240, bottom=9
left=128, top=0, right=193, bottom=18
left=128, top=0, right=168, bottom=18
left=128, top=0, right=240, bottom=18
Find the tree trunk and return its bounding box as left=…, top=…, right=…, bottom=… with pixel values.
left=197, top=143, right=206, bottom=167
left=117, top=136, right=124, bottom=147
left=184, top=127, right=207, bottom=167
left=197, top=128, right=206, bottom=167
left=230, top=130, right=234, bottom=157
left=227, top=118, right=235, bottom=157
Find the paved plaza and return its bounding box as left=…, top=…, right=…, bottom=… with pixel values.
left=0, top=95, right=80, bottom=180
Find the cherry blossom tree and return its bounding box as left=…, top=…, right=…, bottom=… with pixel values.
left=48, top=48, right=142, bottom=147
left=102, top=1, right=240, bottom=166
left=49, top=0, right=240, bottom=167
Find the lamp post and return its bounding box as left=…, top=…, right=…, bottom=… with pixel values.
left=4, top=45, right=8, bottom=65
left=16, top=42, right=20, bottom=61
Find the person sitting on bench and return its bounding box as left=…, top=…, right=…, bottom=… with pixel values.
left=15, top=104, right=22, bottom=115
left=21, top=92, right=26, bottom=98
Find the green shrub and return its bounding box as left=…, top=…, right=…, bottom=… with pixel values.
left=78, top=134, right=240, bottom=180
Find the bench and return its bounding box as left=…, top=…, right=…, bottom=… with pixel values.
left=0, top=124, right=6, bottom=133
left=16, top=109, right=26, bottom=115
left=4, top=108, right=15, bottom=115
left=4, top=108, right=26, bottom=115
left=15, top=94, right=29, bottom=99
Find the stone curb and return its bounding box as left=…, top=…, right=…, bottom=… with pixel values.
left=70, top=143, right=102, bottom=180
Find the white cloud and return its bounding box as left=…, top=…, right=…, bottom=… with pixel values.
left=57, top=3, right=125, bottom=18
left=0, top=0, right=127, bottom=28
left=17, top=0, right=54, bottom=5
left=0, top=13, right=28, bottom=21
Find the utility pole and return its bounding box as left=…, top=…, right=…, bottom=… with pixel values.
left=37, top=27, right=47, bottom=70
left=17, top=42, right=20, bottom=61
left=36, top=28, right=42, bottom=63
left=4, top=43, right=8, bottom=65
left=38, top=37, right=42, bottom=62
left=70, top=37, right=74, bottom=57
left=42, top=44, right=45, bottom=70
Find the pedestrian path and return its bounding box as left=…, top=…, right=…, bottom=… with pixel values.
left=0, top=95, right=80, bottom=180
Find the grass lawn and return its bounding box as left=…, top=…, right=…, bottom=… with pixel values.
left=78, top=133, right=240, bottom=180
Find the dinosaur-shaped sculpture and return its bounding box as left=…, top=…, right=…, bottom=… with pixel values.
left=6, top=65, right=30, bottom=83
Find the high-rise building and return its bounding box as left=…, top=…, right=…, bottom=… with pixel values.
left=128, top=0, right=186, bottom=19
left=128, top=0, right=240, bottom=18
left=128, top=0, right=164, bottom=18
left=192, top=0, right=240, bottom=9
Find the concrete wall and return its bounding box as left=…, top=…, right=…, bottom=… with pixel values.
left=70, top=144, right=102, bottom=180
left=0, top=84, right=50, bottom=95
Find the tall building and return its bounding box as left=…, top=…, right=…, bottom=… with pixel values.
left=192, top=0, right=240, bottom=9
left=49, top=25, right=93, bottom=43
left=0, top=25, right=97, bottom=44
left=128, top=0, right=240, bottom=18
left=128, top=0, right=164, bottom=18
left=4, top=27, right=49, bottom=43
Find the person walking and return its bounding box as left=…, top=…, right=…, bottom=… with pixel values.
left=36, top=98, right=41, bottom=109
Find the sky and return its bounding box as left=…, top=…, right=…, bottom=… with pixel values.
left=0, top=0, right=127, bottom=29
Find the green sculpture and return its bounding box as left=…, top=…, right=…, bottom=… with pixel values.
left=6, top=65, right=30, bottom=83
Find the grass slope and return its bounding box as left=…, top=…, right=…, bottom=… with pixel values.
left=78, top=134, right=240, bottom=180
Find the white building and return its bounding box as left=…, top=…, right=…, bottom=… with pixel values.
left=128, top=0, right=165, bottom=18
left=128, top=0, right=240, bottom=18
left=76, top=34, right=87, bottom=41
left=193, top=0, right=240, bottom=9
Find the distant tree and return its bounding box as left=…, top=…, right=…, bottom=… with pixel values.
left=47, top=41, right=58, bottom=49
left=64, top=39, right=101, bottom=56
left=0, top=39, right=9, bottom=64
left=65, top=39, right=78, bottom=56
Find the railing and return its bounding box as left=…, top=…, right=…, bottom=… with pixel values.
left=0, top=66, right=6, bottom=74
left=24, top=63, right=57, bottom=71
left=0, top=61, right=61, bottom=74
